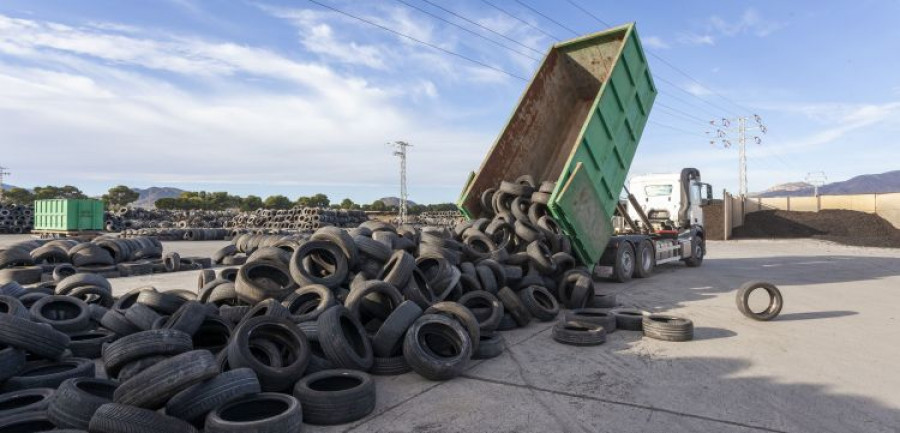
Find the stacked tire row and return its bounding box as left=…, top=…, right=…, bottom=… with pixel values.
left=554, top=307, right=695, bottom=345
left=0, top=237, right=209, bottom=285
left=224, top=207, right=368, bottom=231
left=104, top=208, right=236, bottom=232
left=0, top=203, right=33, bottom=234
left=120, top=228, right=231, bottom=242
left=414, top=211, right=465, bottom=228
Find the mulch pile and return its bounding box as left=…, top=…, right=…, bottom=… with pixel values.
left=732, top=209, right=900, bottom=248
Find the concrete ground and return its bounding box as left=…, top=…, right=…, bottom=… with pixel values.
left=2, top=236, right=899, bottom=432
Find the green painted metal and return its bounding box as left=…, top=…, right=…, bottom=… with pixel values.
left=33, top=199, right=105, bottom=231
left=457, top=23, right=656, bottom=266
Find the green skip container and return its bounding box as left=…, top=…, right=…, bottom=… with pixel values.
left=33, top=199, right=105, bottom=231
left=457, top=23, right=657, bottom=266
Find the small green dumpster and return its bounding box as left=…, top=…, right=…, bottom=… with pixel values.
left=33, top=199, right=105, bottom=231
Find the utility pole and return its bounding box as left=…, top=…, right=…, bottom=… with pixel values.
left=805, top=171, right=827, bottom=196
left=708, top=115, right=767, bottom=197
left=391, top=141, right=412, bottom=224
left=0, top=166, right=9, bottom=203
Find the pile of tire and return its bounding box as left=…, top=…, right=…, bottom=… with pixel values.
left=120, top=228, right=231, bottom=241
left=414, top=210, right=465, bottom=227
left=0, top=203, right=33, bottom=234
left=0, top=236, right=208, bottom=285
left=225, top=207, right=368, bottom=231
left=104, top=208, right=236, bottom=232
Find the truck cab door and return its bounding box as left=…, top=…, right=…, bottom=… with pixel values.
left=689, top=181, right=704, bottom=227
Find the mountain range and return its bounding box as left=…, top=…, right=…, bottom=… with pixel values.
left=753, top=170, right=900, bottom=197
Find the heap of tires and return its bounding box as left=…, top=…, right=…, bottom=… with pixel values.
left=0, top=236, right=208, bottom=284
left=0, top=203, right=33, bottom=234
left=414, top=211, right=465, bottom=228
left=225, top=207, right=368, bottom=231
left=120, top=228, right=231, bottom=242
left=104, top=208, right=236, bottom=232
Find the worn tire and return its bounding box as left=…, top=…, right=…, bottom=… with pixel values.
left=68, top=329, right=116, bottom=359
left=497, top=286, right=531, bottom=327
left=204, top=392, right=302, bottom=433
left=316, top=306, right=373, bottom=371
left=735, top=281, right=783, bottom=321
left=472, top=333, right=504, bottom=360
left=0, top=388, right=54, bottom=417
left=372, top=300, right=423, bottom=357
left=234, top=261, right=296, bottom=304
left=227, top=316, right=309, bottom=392
left=518, top=286, right=559, bottom=322
left=166, top=368, right=261, bottom=426
left=457, top=291, right=503, bottom=334
left=610, top=308, right=648, bottom=331
left=47, top=377, right=117, bottom=430
left=0, top=411, right=58, bottom=432
left=292, top=369, right=375, bottom=425
left=282, top=285, right=335, bottom=323
left=102, top=329, right=193, bottom=378
left=552, top=321, right=606, bottom=346
left=0, top=346, right=26, bottom=382
left=289, top=240, right=348, bottom=289
left=89, top=403, right=198, bottom=433
left=424, top=301, right=480, bottom=354
left=403, top=314, right=472, bottom=381
left=2, top=358, right=94, bottom=391
left=642, top=314, right=694, bottom=342
left=114, top=350, right=219, bottom=409
left=370, top=355, right=411, bottom=375
left=0, top=313, right=70, bottom=360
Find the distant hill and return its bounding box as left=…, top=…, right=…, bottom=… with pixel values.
left=378, top=197, right=417, bottom=208
left=1, top=184, right=19, bottom=191
left=753, top=170, right=900, bottom=197
left=130, top=187, right=185, bottom=208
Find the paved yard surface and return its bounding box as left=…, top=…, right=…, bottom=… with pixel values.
left=3, top=236, right=899, bottom=432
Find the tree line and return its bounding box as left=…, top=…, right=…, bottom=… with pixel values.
left=2, top=185, right=457, bottom=214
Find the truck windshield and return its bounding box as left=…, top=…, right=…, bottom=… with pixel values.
left=644, top=185, right=673, bottom=197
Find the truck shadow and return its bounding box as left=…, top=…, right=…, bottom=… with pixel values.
left=775, top=311, right=858, bottom=321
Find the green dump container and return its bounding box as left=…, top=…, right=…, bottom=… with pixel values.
left=458, top=23, right=657, bottom=266
left=33, top=199, right=105, bottom=231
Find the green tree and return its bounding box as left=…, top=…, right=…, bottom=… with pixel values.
left=2, top=187, right=34, bottom=205
left=370, top=199, right=386, bottom=212
left=264, top=195, right=292, bottom=209
left=309, top=193, right=330, bottom=208
left=155, top=197, right=177, bottom=210
left=340, top=198, right=354, bottom=209
left=102, top=185, right=140, bottom=209
left=295, top=196, right=311, bottom=207
left=241, top=195, right=264, bottom=211
left=33, top=185, right=87, bottom=200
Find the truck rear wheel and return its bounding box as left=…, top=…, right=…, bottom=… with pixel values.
left=633, top=240, right=654, bottom=278
left=612, top=242, right=634, bottom=283
left=684, top=237, right=704, bottom=267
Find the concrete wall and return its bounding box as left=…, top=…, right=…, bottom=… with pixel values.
left=741, top=192, right=900, bottom=229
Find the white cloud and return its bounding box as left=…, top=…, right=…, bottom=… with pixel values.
left=678, top=33, right=715, bottom=46
left=301, top=23, right=386, bottom=69
left=642, top=36, right=669, bottom=50
left=684, top=82, right=713, bottom=97
left=710, top=8, right=783, bottom=38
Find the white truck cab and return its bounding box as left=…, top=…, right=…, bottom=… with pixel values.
left=626, top=169, right=712, bottom=232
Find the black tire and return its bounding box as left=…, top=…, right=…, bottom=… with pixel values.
left=289, top=240, right=348, bottom=289
left=316, top=306, right=373, bottom=371
left=123, top=303, right=161, bottom=331
left=589, top=293, right=618, bottom=309
left=610, top=308, right=647, bottom=331
left=2, top=358, right=94, bottom=391
left=0, top=295, right=28, bottom=318
left=237, top=299, right=289, bottom=325
left=370, top=355, right=411, bottom=375
left=0, top=346, right=26, bottom=382
left=88, top=304, right=109, bottom=323
left=111, top=287, right=149, bottom=313
left=525, top=241, right=555, bottom=274
left=102, top=329, right=192, bottom=378
left=372, top=300, right=423, bottom=357
left=117, top=356, right=167, bottom=384
left=565, top=309, right=616, bottom=333
left=218, top=305, right=250, bottom=325
left=311, top=226, right=360, bottom=269
left=136, top=290, right=186, bottom=315
left=633, top=239, right=654, bottom=278
left=472, top=333, right=504, bottom=360
left=424, top=302, right=480, bottom=354
left=227, top=316, right=309, bottom=392
left=353, top=235, right=391, bottom=262
left=198, top=269, right=216, bottom=290
left=612, top=242, right=635, bottom=283
left=457, top=291, right=503, bottom=334
left=282, top=285, right=335, bottom=322
left=497, top=287, right=532, bottom=327
left=292, top=369, right=375, bottom=425
left=0, top=411, right=58, bottom=432
left=377, top=250, right=415, bottom=288
left=192, top=316, right=232, bottom=354
left=496, top=312, right=518, bottom=331
left=235, top=261, right=296, bottom=304
left=403, top=314, right=472, bottom=381
left=0, top=388, right=54, bottom=417
left=736, top=281, right=783, bottom=321
left=217, top=267, right=239, bottom=283
left=204, top=392, right=302, bottom=433
left=166, top=368, right=260, bottom=425
left=99, top=309, right=141, bottom=337
left=211, top=245, right=237, bottom=265
left=163, top=301, right=209, bottom=336
left=52, top=264, right=78, bottom=282
left=47, top=378, right=116, bottom=430
left=642, top=314, right=694, bottom=342
left=0, top=313, right=70, bottom=360
left=517, top=286, right=559, bottom=322
left=344, top=280, right=403, bottom=324
left=68, top=330, right=116, bottom=359
left=114, top=350, right=219, bottom=409
left=684, top=236, right=704, bottom=267
left=552, top=321, right=607, bottom=346
left=89, top=403, right=199, bottom=433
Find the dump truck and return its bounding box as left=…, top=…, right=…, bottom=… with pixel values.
left=457, top=23, right=709, bottom=283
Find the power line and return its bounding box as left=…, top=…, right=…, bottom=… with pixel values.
left=393, top=0, right=541, bottom=62
left=652, top=74, right=739, bottom=117
left=655, top=102, right=711, bottom=125
left=480, top=0, right=562, bottom=40
left=512, top=0, right=580, bottom=36
left=648, top=120, right=706, bottom=137
left=564, top=0, right=611, bottom=27
left=419, top=0, right=544, bottom=55
left=306, top=0, right=529, bottom=81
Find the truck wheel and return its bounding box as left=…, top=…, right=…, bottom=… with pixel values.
left=684, top=237, right=704, bottom=267
left=633, top=240, right=654, bottom=278
left=612, top=243, right=634, bottom=283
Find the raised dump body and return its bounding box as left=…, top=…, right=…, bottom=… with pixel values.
left=457, top=23, right=656, bottom=266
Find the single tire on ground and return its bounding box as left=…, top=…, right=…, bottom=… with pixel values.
left=292, top=369, right=375, bottom=425
left=735, top=281, right=783, bottom=321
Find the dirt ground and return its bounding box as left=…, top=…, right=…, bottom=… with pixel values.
left=733, top=209, right=900, bottom=248
left=2, top=235, right=899, bottom=432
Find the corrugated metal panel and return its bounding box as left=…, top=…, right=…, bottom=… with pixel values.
left=33, top=199, right=105, bottom=231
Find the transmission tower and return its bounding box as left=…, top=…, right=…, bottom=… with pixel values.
left=391, top=141, right=412, bottom=224
left=805, top=171, right=827, bottom=196
left=0, top=166, right=9, bottom=203
left=708, top=114, right=767, bottom=196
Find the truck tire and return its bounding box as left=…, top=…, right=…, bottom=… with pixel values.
left=684, top=237, right=704, bottom=267
left=292, top=369, right=375, bottom=425
left=612, top=242, right=634, bottom=283
left=642, top=314, right=693, bottom=341
left=633, top=239, right=654, bottom=278
left=736, top=281, right=783, bottom=321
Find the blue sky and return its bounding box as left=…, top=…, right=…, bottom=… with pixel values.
left=1, top=0, right=898, bottom=203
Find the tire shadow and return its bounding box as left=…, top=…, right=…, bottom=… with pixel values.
left=692, top=326, right=737, bottom=341
left=775, top=310, right=858, bottom=321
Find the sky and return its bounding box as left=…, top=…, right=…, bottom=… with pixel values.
left=1, top=0, right=899, bottom=203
